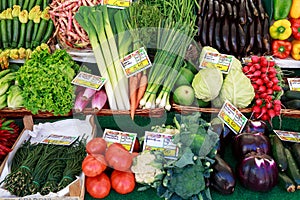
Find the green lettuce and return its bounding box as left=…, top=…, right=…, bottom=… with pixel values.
left=219, top=69, right=255, bottom=108
left=192, top=68, right=223, bottom=102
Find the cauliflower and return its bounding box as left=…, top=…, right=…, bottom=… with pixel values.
left=131, top=150, right=166, bottom=187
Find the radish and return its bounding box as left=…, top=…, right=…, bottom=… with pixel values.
left=254, top=63, right=261, bottom=70
left=266, top=102, right=273, bottom=109
left=260, top=56, right=268, bottom=67
left=266, top=81, right=273, bottom=88
left=258, top=85, right=267, bottom=93
left=261, top=67, right=267, bottom=73
left=261, top=113, right=269, bottom=121
left=273, top=99, right=281, bottom=105
left=252, top=105, right=261, bottom=114
left=267, top=109, right=276, bottom=120
left=271, top=77, right=279, bottom=84
left=256, top=79, right=263, bottom=86
left=274, top=104, right=281, bottom=112
left=266, top=88, right=273, bottom=95
left=251, top=55, right=260, bottom=63
left=252, top=83, right=259, bottom=90
left=255, top=99, right=263, bottom=106
left=272, top=85, right=281, bottom=91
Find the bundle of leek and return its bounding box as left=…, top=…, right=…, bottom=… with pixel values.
left=75, top=5, right=130, bottom=110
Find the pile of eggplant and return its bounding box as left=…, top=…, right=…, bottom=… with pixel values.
left=196, top=0, right=271, bottom=58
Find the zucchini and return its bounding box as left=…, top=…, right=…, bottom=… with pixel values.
left=285, top=90, right=300, bottom=100
left=270, top=135, right=288, bottom=172
left=284, top=147, right=300, bottom=190
left=285, top=100, right=300, bottom=110
left=278, top=172, right=296, bottom=192
left=291, top=143, right=300, bottom=168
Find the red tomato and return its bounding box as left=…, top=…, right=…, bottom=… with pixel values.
left=86, top=138, right=107, bottom=155
left=86, top=173, right=111, bottom=198
left=82, top=154, right=107, bottom=177
left=111, top=170, right=135, bottom=194
left=105, top=143, right=133, bottom=172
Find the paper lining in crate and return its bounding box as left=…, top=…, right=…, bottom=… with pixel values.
left=0, top=115, right=96, bottom=199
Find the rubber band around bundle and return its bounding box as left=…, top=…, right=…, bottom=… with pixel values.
left=145, top=90, right=157, bottom=94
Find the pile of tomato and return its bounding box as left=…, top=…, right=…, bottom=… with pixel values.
left=82, top=138, right=138, bottom=198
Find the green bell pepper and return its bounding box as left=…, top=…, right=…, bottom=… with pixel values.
left=273, top=0, right=292, bottom=20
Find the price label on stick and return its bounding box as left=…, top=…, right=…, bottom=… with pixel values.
left=120, top=47, right=152, bottom=77
left=71, top=71, right=107, bottom=91
left=102, top=129, right=137, bottom=153
left=218, top=100, right=248, bottom=134
left=104, top=0, right=132, bottom=8
left=143, top=131, right=179, bottom=160
left=287, top=78, right=300, bottom=91
left=199, top=51, right=234, bottom=74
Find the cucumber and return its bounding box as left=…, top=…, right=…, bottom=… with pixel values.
left=286, top=100, right=300, bottom=110
left=285, top=90, right=300, bottom=100
left=278, top=172, right=296, bottom=192
left=291, top=143, right=300, bottom=168
left=284, top=147, right=300, bottom=190
left=271, top=135, right=288, bottom=172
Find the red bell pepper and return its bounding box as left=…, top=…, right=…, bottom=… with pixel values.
left=290, top=18, right=300, bottom=40
left=272, top=40, right=292, bottom=59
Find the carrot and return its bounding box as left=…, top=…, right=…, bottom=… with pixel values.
left=130, top=75, right=139, bottom=120
left=136, top=71, right=148, bottom=109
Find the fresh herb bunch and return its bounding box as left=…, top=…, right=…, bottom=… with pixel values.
left=16, top=49, right=80, bottom=115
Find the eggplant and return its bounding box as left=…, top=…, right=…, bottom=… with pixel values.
left=256, top=0, right=265, bottom=20
left=237, top=24, right=246, bottom=55
left=221, top=16, right=231, bottom=53
left=219, top=2, right=226, bottom=18
left=233, top=132, right=271, bottom=160
left=245, top=21, right=255, bottom=54
left=214, top=20, right=222, bottom=51
left=200, top=13, right=208, bottom=46
left=245, top=0, right=253, bottom=23
left=225, top=2, right=233, bottom=18
left=242, top=120, right=267, bottom=134
left=207, top=0, right=214, bottom=21
left=248, top=0, right=259, bottom=17
left=262, top=15, right=271, bottom=54
left=237, top=150, right=278, bottom=192
left=255, top=16, right=263, bottom=54
left=213, top=0, right=220, bottom=18
left=207, top=16, right=215, bottom=47
left=229, top=22, right=238, bottom=55
left=232, top=3, right=238, bottom=20
left=210, top=154, right=236, bottom=194
left=239, top=0, right=247, bottom=24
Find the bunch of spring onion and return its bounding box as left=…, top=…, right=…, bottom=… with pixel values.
left=139, top=0, right=198, bottom=110
left=75, top=5, right=130, bottom=111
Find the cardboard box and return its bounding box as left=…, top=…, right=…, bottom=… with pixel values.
left=0, top=115, right=96, bottom=200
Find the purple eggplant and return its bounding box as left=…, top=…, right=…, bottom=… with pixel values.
left=233, top=132, right=271, bottom=160
left=242, top=120, right=268, bottom=135
left=210, top=154, right=236, bottom=194
left=237, top=150, right=278, bottom=192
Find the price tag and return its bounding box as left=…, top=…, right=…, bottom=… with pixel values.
left=120, top=47, right=152, bottom=77
left=287, top=78, right=300, bottom=91
left=103, top=129, right=137, bottom=153
left=199, top=51, right=234, bottom=73
left=104, top=0, right=132, bottom=8
left=218, top=100, right=248, bottom=134
left=41, top=134, right=78, bottom=146
left=72, top=71, right=107, bottom=90
left=273, top=130, right=300, bottom=143
left=143, top=131, right=179, bottom=160
left=242, top=56, right=275, bottom=64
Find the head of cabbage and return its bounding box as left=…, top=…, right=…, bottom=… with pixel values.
left=192, top=68, right=223, bottom=102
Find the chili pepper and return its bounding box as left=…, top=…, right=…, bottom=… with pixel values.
left=290, top=0, right=300, bottom=19
left=273, top=0, right=292, bottom=20
left=291, top=40, right=300, bottom=60
left=269, top=19, right=292, bottom=40
left=0, top=143, right=12, bottom=153
left=290, top=18, right=300, bottom=40
left=272, top=40, right=292, bottom=59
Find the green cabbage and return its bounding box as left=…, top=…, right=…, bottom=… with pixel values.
left=7, top=85, right=23, bottom=109
left=219, top=69, right=255, bottom=108
left=192, top=68, right=223, bottom=102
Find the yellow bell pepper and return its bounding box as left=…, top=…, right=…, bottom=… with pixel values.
left=269, top=19, right=292, bottom=40
left=291, top=40, right=300, bottom=60
left=290, top=0, right=300, bottom=19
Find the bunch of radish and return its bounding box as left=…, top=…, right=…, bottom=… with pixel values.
left=242, top=55, right=284, bottom=122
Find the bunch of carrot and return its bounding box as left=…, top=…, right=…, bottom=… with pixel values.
left=129, top=71, right=148, bottom=120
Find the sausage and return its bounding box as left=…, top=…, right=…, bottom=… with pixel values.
left=239, top=0, right=247, bottom=24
